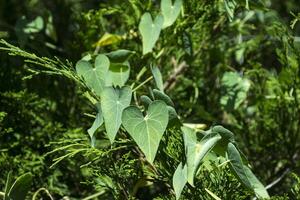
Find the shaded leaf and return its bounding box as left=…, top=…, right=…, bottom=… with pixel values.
left=220, top=72, right=250, bottom=110
left=106, top=49, right=135, bottom=63
left=153, top=89, right=174, bottom=106
left=227, top=143, right=269, bottom=199
left=8, top=173, right=32, bottom=200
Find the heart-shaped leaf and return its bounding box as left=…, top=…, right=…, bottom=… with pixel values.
left=87, top=104, right=104, bottom=147
left=101, top=86, right=132, bottom=143
left=76, top=54, right=110, bottom=96
left=161, top=0, right=182, bottom=28
left=122, top=100, right=169, bottom=163
left=227, top=142, right=270, bottom=199
left=182, top=126, right=221, bottom=186
left=139, top=13, right=164, bottom=55
left=8, top=173, right=32, bottom=200
left=109, top=63, right=130, bottom=87
left=173, top=162, right=187, bottom=200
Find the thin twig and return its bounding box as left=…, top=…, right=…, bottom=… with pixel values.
left=164, top=58, right=188, bottom=91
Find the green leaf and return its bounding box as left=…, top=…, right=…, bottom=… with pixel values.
left=220, top=72, right=250, bottom=110
left=122, top=100, right=169, bottom=163
left=109, top=63, right=130, bottom=87
left=182, top=126, right=221, bottom=185
left=153, top=89, right=174, bottom=107
left=224, top=0, right=237, bottom=21
left=227, top=143, right=269, bottom=199
left=87, top=104, right=104, bottom=147
left=161, top=0, right=182, bottom=28
left=101, top=86, right=132, bottom=143
left=8, top=173, right=32, bottom=200
left=76, top=54, right=110, bottom=96
left=140, top=95, right=153, bottom=109
left=23, top=16, right=44, bottom=34
left=139, top=13, right=164, bottom=55
left=106, top=49, right=135, bottom=63
left=212, top=125, right=235, bottom=142
left=173, top=162, right=187, bottom=200
left=151, top=66, right=164, bottom=91
left=4, top=172, right=13, bottom=200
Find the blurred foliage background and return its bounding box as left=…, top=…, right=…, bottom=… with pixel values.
left=0, top=0, right=300, bottom=199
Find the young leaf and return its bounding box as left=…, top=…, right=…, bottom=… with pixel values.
left=8, top=173, right=32, bottom=200
left=76, top=54, right=110, bottom=96
left=227, top=143, right=270, bottom=199
left=87, top=104, right=104, bottom=147
left=182, top=126, right=221, bottom=186
left=122, top=100, right=169, bottom=163
left=173, top=162, right=187, bottom=200
left=139, top=13, right=164, bottom=55
left=101, top=86, right=132, bottom=143
left=161, top=0, right=182, bottom=28
left=151, top=65, right=164, bottom=92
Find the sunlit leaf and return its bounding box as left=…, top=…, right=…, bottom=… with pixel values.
left=151, top=66, right=164, bottom=92
left=173, top=162, right=187, bottom=200
left=122, top=100, right=168, bottom=163
left=101, top=86, right=132, bottom=143
left=161, top=0, right=182, bottom=28
left=139, top=13, right=164, bottom=55
left=76, top=54, right=110, bottom=96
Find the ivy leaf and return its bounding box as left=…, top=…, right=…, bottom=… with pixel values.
left=173, top=162, right=187, bottom=200
left=8, top=173, right=32, bottom=200
left=122, top=100, right=169, bottom=163
left=139, top=13, right=164, bottom=55
left=87, top=104, right=103, bottom=147
left=227, top=143, right=270, bottom=199
left=161, top=0, right=182, bottom=28
left=109, top=63, right=130, bottom=87
left=151, top=65, right=164, bottom=92
left=76, top=54, right=110, bottom=96
left=182, top=126, right=221, bottom=186
left=220, top=71, right=250, bottom=111
left=101, top=86, right=132, bottom=143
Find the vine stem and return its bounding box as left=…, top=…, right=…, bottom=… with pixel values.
left=132, top=76, right=153, bottom=92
